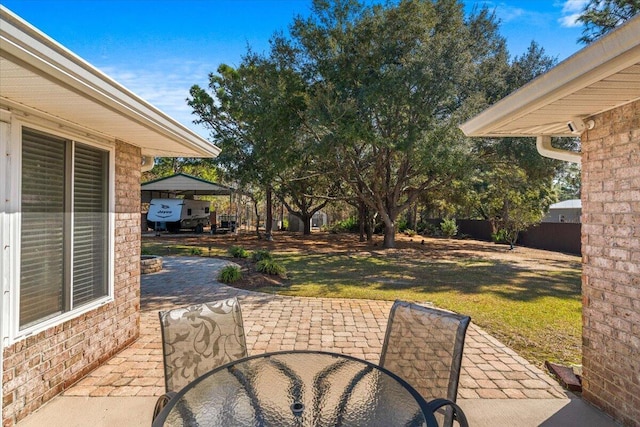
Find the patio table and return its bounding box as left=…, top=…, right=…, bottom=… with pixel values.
left=152, top=350, right=439, bottom=427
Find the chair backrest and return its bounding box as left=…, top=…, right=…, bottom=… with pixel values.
left=159, top=297, right=247, bottom=392
left=379, top=300, right=470, bottom=403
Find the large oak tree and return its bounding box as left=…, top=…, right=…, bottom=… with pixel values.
left=288, top=0, right=503, bottom=247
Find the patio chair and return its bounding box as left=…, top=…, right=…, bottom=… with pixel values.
left=380, top=300, right=471, bottom=427
left=152, top=297, right=248, bottom=421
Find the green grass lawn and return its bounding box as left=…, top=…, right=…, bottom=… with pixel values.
left=142, top=232, right=582, bottom=368
left=265, top=252, right=581, bottom=367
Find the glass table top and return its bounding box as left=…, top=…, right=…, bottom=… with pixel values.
left=154, top=350, right=439, bottom=427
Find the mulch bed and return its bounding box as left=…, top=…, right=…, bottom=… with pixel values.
left=222, top=256, right=289, bottom=290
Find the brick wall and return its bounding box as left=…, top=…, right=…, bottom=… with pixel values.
left=581, top=99, right=640, bottom=427
left=2, top=141, right=141, bottom=426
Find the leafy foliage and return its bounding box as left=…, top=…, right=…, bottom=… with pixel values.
left=440, top=218, right=458, bottom=238
left=188, top=38, right=333, bottom=237
left=577, top=0, right=640, bottom=44
left=189, top=247, right=203, bottom=256
left=256, top=259, right=287, bottom=276
left=218, top=265, right=242, bottom=283
left=252, top=249, right=273, bottom=262
left=184, top=0, right=578, bottom=245
left=142, top=158, right=220, bottom=183
left=326, top=217, right=360, bottom=233
left=286, top=0, right=506, bottom=247
left=403, top=229, right=417, bottom=237
left=228, top=246, right=249, bottom=258
left=452, top=42, right=562, bottom=239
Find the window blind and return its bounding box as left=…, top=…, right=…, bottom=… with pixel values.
left=73, top=143, right=108, bottom=306
left=20, top=129, right=67, bottom=328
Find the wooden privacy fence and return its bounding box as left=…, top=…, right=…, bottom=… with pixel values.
left=426, top=219, right=581, bottom=255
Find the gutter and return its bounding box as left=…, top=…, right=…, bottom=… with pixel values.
left=459, top=15, right=640, bottom=138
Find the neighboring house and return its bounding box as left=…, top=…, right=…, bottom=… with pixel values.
left=542, top=199, right=582, bottom=223
left=461, top=15, right=640, bottom=426
left=0, top=7, right=219, bottom=426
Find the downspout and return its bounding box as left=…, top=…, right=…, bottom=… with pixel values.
left=0, top=108, right=11, bottom=422
left=141, top=155, right=154, bottom=172
left=536, top=136, right=581, bottom=164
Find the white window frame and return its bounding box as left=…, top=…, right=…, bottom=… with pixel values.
left=7, top=118, right=115, bottom=344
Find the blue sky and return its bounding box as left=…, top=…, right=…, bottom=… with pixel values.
left=2, top=0, right=589, bottom=138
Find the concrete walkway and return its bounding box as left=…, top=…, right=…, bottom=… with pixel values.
left=17, top=257, right=620, bottom=426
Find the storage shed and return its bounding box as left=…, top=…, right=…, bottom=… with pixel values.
left=542, top=199, right=582, bottom=223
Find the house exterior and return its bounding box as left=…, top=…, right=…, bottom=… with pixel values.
left=0, top=7, right=219, bottom=425
left=461, top=15, right=640, bottom=426
left=542, top=199, right=582, bottom=223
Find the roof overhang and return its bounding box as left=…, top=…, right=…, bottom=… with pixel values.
left=0, top=6, right=220, bottom=158
left=141, top=173, right=234, bottom=196
left=460, top=15, right=640, bottom=140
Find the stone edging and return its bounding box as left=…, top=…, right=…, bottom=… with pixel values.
left=141, top=255, right=163, bottom=274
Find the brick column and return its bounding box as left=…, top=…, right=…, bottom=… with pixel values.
left=581, top=99, right=640, bottom=426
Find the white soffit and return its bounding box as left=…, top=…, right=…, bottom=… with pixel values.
left=0, top=6, right=220, bottom=158
left=460, top=15, right=640, bottom=138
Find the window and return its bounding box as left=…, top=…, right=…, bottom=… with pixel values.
left=20, top=128, right=110, bottom=330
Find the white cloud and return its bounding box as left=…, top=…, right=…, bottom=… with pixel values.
left=561, top=0, right=589, bottom=13
left=497, top=6, right=527, bottom=22
left=558, top=0, right=588, bottom=27
left=559, top=12, right=582, bottom=27
left=99, top=60, right=214, bottom=137
left=485, top=3, right=548, bottom=26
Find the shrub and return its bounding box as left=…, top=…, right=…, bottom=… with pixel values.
left=491, top=229, right=510, bottom=244
left=404, top=229, right=417, bottom=237
left=189, top=247, right=203, bottom=256
left=256, top=259, right=287, bottom=277
left=329, top=217, right=359, bottom=233
left=252, top=249, right=273, bottom=262
left=218, top=265, right=242, bottom=283
left=228, top=246, right=249, bottom=258
left=440, top=218, right=458, bottom=238
left=421, top=223, right=440, bottom=237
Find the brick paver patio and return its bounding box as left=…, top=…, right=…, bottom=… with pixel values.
left=64, top=257, right=567, bottom=400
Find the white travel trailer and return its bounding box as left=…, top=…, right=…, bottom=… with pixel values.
left=147, top=198, right=210, bottom=233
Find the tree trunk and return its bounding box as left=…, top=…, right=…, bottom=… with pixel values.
left=358, top=201, right=366, bottom=242
left=366, top=211, right=374, bottom=241
left=302, top=214, right=312, bottom=235
left=382, top=219, right=396, bottom=248
left=411, top=203, right=418, bottom=230
left=265, top=186, right=273, bottom=241
left=253, top=199, right=262, bottom=239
